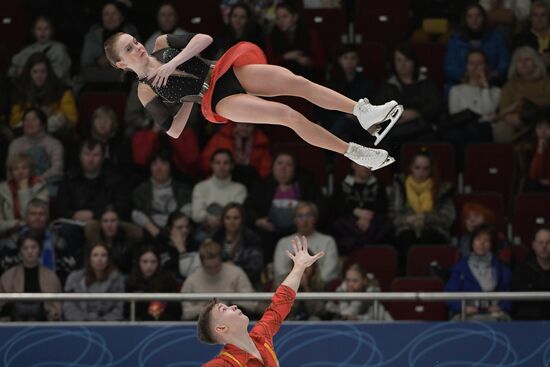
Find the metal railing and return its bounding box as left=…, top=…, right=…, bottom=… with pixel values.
left=2, top=292, right=550, bottom=322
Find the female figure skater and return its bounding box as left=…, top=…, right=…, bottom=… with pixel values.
left=104, top=32, right=402, bottom=170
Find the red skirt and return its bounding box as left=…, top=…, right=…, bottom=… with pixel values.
left=201, top=42, right=267, bottom=123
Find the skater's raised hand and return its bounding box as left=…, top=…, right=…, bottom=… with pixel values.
left=286, top=235, right=324, bottom=269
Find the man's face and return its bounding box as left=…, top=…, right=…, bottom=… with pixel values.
left=80, top=145, right=104, bottom=174
left=202, top=257, right=223, bottom=276
left=294, top=206, right=316, bottom=235
left=210, top=303, right=249, bottom=338
left=533, top=229, right=550, bottom=262
left=26, top=206, right=48, bottom=230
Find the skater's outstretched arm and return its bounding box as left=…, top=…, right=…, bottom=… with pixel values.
left=282, top=236, right=324, bottom=293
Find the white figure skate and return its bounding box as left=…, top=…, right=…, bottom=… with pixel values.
left=344, top=142, right=395, bottom=171
left=353, top=98, right=403, bottom=146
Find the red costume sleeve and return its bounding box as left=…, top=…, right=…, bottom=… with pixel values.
left=250, top=285, right=296, bottom=340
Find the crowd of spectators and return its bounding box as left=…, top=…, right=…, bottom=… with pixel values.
left=0, top=0, right=549, bottom=322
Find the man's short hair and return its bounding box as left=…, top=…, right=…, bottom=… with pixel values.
left=534, top=225, right=550, bottom=239
left=293, top=201, right=318, bottom=219
left=26, top=198, right=49, bottom=216
left=80, top=138, right=105, bottom=156
left=197, top=298, right=219, bottom=344
left=198, top=239, right=223, bottom=262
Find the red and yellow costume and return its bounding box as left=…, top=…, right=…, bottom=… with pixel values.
left=203, top=285, right=296, bottom=367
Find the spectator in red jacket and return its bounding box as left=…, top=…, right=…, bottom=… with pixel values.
left=200, top=122, right=271, bottom=188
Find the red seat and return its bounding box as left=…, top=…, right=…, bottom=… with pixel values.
left=78, top=91, right=127, bottom=129
left=387, top=277, right=448, bottom=321
left=407, top=245, right=459, bottom=277
left=413, top=42, right=446, bottom=89
left=174, top=0, right=225, bottom=37
left=464, top=144, right=515, bottom=203
left=500, top=245, right=530, bottom=268
left=400, top=143, right=457, bottom=184
left=355, top=1, right=409, bottom=50
left=344, top=245, right=398, bottom=291
left=513, top=193, right=550, bottom=245
left=302, top=8, right=348, bottom=59
left=273, top=142, right=328, bottom=187
left=452, top=193, right=506, bottom=235
left=357, top=42, right=387, bottom=87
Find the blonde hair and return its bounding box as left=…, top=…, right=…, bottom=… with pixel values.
left=8, top=154, right=34, bottom=174
left=508, top=46, right=547, bottom=81
left=91, top=105, right=118, bottom=131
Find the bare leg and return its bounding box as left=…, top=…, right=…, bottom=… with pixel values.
left=233, top=64, right=356, bottom=114
left=215, top=93, right=348, bottom=154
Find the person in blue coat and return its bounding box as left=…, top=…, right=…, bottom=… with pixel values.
left=444, top=3, right=510, bottom=86
left=445, top=224, right=512, bottom=321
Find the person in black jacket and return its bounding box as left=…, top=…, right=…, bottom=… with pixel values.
left=125, top=245, right=181, bottom=321
left=331, top=162, right=391, bottom=255
left=510, top=226, right=550, bottom=320
left=373, top=43, right=442, bottom=158
left=212, top=203, right=263, bottom=289
left=56, top=138, right=130, bottom=222
left=244, top=151, right=327, bottom=262
left=512, top=2, right=550, bottom=71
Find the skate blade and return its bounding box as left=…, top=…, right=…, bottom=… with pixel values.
left=370, top=156, right=395, bottom=171
left=373, top=105, right=403, bottom=146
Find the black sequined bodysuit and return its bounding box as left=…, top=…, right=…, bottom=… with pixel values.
left=139, top=47, right=214, bottom=104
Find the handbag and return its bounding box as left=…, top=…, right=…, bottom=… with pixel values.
left=439, top=109, right=481, bottom=130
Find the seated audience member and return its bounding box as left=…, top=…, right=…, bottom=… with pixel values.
left=132, top=150, right=192, bottom=239
left=513, top=1, right=550, bottom=70
left=80, top=1, right=140, bottom=83
left=480, top=0, right=531, bottom=43
left=192, top=149, right=247, bottom=239
left=374, top=44, right=442, bottom=156
left=8, top=15, right=71, bottom=82
left=0, top=199, right=79, bottom=284
left=286, top=258, right=325, bottom=320
left=57, top=139, right=130, bottom=222
left=63, top=243, right=125, bottom=321
left=526, top=116, right=550, bottom=191
left=325, top=263, right=393, bottom=321
left=86, top=106, right=132, bottom=173
left=389, top=150, right=455, bottom=270
left=331, top=162, right=391, bottom=255
left=458, top=203, right=498, bottom=258
left=214, top=2, right=265, bottom=57
left=144, top=2, right=187, bottom=54
left=445, top=50, right=499, bottom=166
left=126, top=246, right=181, bottom=321
left=155, top=212, right=200, bottom=282
left=180, top=239, right=257, bottom=320
left=266, top=1, right=324, bottom=78
left=10, top=53, right=77, bottom=131
left=0, top=154, right=48, bottom=237
left=7, top=108, right=63, bottom=195
left=511, top=226, right=550, bottom=319
left=273, top=202, right=339, bottom=286
left=444, top=3, right=510, bottom=86
left=245, top=151, right=327, bottom=261
left=200, top=122, right=271, bottom=186
left=212, top=203, right=264, bottom=288
left=494, top=46, right=550, bottom=143
left=445, top=224, right=512, bottom=321
left=0, top=231, right=62, bottom=321
left=84, top=206, right=143, bottom=275
left=128, top=92, right=201, bottom=178
left=325, top=44, right=375, bottom=142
